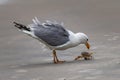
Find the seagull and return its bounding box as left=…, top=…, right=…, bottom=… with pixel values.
left=13, top=17, right=90, bottom=64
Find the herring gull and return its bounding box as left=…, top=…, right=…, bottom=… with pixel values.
left=13, top=17, right=90, bottom=64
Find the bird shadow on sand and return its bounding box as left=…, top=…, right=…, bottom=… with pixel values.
left=14, top=60, right=95, bottom=69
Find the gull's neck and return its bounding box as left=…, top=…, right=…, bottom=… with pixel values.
left=68, top=31, right=82, bottom=46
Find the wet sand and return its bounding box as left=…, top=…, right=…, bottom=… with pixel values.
left=0, top=0, right=120, bottom=80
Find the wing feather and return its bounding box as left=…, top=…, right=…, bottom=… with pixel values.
left=32, top=20, right=69, bottom=46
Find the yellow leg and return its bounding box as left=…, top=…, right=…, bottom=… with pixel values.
left=53, top=50, right=58, bottom=63
left=52, top=50, right=65, bottom=64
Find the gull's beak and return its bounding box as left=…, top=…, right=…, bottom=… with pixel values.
left=85, top=42, right=90, bottom=49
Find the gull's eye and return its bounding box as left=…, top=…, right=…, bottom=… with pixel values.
left=87, top=39, right=88, bottom=41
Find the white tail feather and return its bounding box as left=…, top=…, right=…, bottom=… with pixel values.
left=35, top=17, right=41, bottom=24
left=32, top=17, right=41, bottom=25
left=46, top=20, right=53, bottom=25
left=32, top=17, right=64, bottom=27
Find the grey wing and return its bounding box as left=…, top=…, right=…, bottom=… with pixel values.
left=33, top=24, right=70, bottom=46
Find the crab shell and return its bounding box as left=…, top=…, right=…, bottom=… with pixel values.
left=81, top=52, right=93, bottom=60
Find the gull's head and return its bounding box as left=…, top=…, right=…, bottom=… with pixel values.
left=76, top=32, right=90, bottom=49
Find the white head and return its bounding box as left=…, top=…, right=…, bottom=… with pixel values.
left=76, top=32, right=90, bottom=49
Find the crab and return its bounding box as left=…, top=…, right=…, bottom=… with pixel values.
left=75, top=52, right=93, bottom=60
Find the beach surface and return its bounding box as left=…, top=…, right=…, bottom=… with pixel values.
left=0, top=0, right=120, bottom=80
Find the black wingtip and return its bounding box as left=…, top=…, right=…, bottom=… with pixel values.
left=13, top=21, right=16, bottom=24
left=13, top=21, right=31, bottom=31
left=13, top=21, right=22, bottom=28
left=13, top=22, right=18, bottom=25
left=13, top=21, right=20, bottom=28
left=13, top=22, right=21, bottom=26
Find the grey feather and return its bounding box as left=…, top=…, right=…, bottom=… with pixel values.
left=32, top=22, right=70, bottom=46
